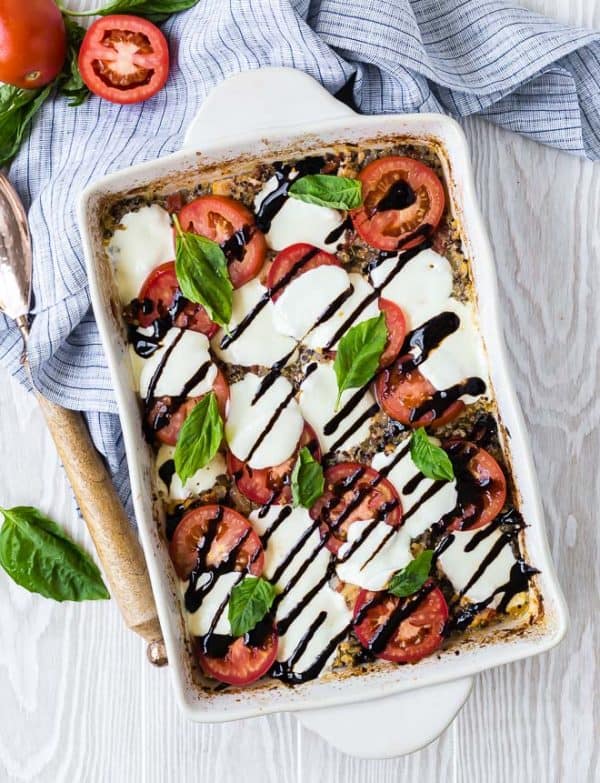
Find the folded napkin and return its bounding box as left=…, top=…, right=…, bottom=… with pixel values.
left=2, top=0, right=599, bottom=516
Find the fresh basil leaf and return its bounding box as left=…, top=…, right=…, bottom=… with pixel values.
left=291, top=447, right=324, bottom=508
left=0, top=506, right=109, bottom=602
left=57, top=19, right=89, bottom=107
left=289, top=174, right=362, bottom=210
left=410, top=427, right=455, bottom=482
left=173, top=215, right=233, bottom=327
left=0, top=84, right=52, bottom=167
left=228, top=576, right=277, bottom=637
left=333, top=313, right=387, bottom=409
left=174, top=392, right=223, bottom=484
left=388, top=550, right=434, bottom=598
left=63, top=0, right=199, bottom=20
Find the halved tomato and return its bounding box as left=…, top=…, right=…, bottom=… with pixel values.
left=197, top=626, right=278, bottom=686
left=137, top=261, right=217, bottom=336
left=178, top=196, right=266, bottom=288
left=375, top=360, right=464, bottom=428
left=442, top=440, right=506, bottom=531
left=169, top=505, right=264, bottom=580
left=378, top=298, right=406, bottom=367
left=266, top=243, right=340, bottom=301
left=228, top=424, right=321, bottom=506
left=78, top=15, right=169, bottom=105
left=351, top=157, right=445, bottom=251
left=311, top=462, right=402, bottom=554
left=146, top=368, right=229, bottom=445
left=353, top=581, right=448, bottom=663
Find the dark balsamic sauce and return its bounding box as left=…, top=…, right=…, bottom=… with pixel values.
left=158, top=459, right=176, bottom=492
left=372, top=179, right=416, bottom=214
left=324, top=215, right=352, bottom=245
left=255, top=157, right=326, bottom=233
left=220, top=224, right=255, bottom=264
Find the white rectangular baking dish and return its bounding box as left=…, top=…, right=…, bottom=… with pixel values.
left=77, top=68, right=568, bottom=744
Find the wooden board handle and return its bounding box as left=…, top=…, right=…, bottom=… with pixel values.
left=35, top=393, right=166, bottom=661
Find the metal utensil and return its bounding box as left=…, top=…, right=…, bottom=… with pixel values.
left=0, top=172, right=166, bottom=666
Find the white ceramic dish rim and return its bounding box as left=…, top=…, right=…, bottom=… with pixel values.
left=77, top=70, right=568, bottom=726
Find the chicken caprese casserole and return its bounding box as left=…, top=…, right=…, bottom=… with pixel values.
left=104, top=142, right=542, bottom=690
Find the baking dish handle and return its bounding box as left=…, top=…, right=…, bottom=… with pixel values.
left=295, top=676, right=473, bottom=758
left=183, top=67, right=355, bottom=148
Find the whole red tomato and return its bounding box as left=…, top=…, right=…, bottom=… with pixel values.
left=0, top=0, right=66, bottom=88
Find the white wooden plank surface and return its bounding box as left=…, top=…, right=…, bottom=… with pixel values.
left=0, top=0, right=599, bottom=780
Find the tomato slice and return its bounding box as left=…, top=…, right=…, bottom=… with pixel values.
left=378, top=298, right=406, bottom=367
left=266, top=243, right=340, bottom=301
left=78, top=15, right=169, bottom=105
left=169, top=505, right=264, bottom=580
left=353, top=581, right=448, bottom=663
left=228, top=424, right=320, bottom=506
left=178, top=196, right=266, bottom=288
left=442, top=441, right=507, bottom=531
left=375, top=359, right=464, bottom=428
left=197, top=625, right=278, bottom=686
left=137, top=261, right=217, bottom=337
left=311, top=462, right=402, bottom=554
left=146, top=368, right=229, bottom=445
left=351, top=156, right=445, bottom=251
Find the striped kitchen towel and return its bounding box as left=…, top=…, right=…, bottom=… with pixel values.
left=1, top=0, right=599, bottom=516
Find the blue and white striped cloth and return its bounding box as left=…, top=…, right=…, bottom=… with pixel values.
left=2, top=0, right=599, bottom=516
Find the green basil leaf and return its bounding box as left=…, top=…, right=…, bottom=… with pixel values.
left=291, top=447, right=325, bottom=508
left=173, top=215, right=233, bottom=327
left=288, top=174, right=362, bottom=210
left=57, top=19, right=89, bottom=107
left=228, top=575, right=277, bottom=637
left=0, top=506, right=109, bottom=602
left=63, top=0, right=199, bottom=20
left=174, top=392, right=223, bottom=484
left=333, top=313, right=387, bottom=409
left=388, top=550, right=434, bottom=598
left=410, top=428, right=455, bottom=481
left=0, top=84, right=52, bottom=167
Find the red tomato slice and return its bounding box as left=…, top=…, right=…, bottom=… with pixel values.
left=138, top=261, right=217, bottom=336
left=353, top=581, right=448, bottom=663
left=146, top=369, right=229, bottom=445
left=351, top=156, right=445, bottom=251
left=311, top=462, right=402, bottom=554
left=78, top=15, right=169, bottom=105
left=442, top=441, right=507, bottom=531
left=266, top=243, right=340, bottom=301
left=378, top=298, right=406, bottom=367
left=375, top=359, right=464, bottom=428
left=169, top=505, right=264, bottom=580
left=228, top=424, right=321, bottom=506
left=178, top=196, right=266, bottom=288
left=197, top=627, right=278, bottom=686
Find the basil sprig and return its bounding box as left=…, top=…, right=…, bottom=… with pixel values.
left=57, top=19, right=89, bottom=107
left=0, top=506, right=109, bottom=602
left=288, top=174, right=362, bottom=210
left=228, top=576, right=277, bottom=637
left=0, top=84, right=53, bottom=167
left=410, top=428, right=455, bottom=482
left=61, top=0, right=199, bottom=22
left=291, top=447, right=324, bottom=508
left=174, top=392, right=223, bottom=484
left=173, top=215, right=233, bottom=327
left=333, top=313, right=387, bottom=409
left=388, top=550, right=434, bottom=598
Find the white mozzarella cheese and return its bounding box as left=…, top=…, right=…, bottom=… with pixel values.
left=139, top=328, right=216, bottom=399
left=182, top=572, right=240, bottom=637
left=155, top=445, right=226, bottom=501
left=336, top=519, right=413, bottom=590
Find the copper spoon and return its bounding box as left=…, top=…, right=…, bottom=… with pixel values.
left=0, top=173, right=167, bottom=666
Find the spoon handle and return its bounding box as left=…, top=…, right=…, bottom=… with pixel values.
left=35, top=392, right=167, bottom=665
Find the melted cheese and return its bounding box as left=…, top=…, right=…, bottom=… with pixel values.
left=336, top=520, right=412, bottom=590
left=138, top=328, right=217, bottom=399
left=225, top=373, right=304, bottom=469
left=155, top=445, right=225, bottom=501
left=107, top=205, right=175, bottom=303
left=182, top=572, right=239, bottom=636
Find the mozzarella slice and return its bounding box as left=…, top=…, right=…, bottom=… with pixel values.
left=182, top=572, right=239, bottom=637
left=107, top=205, right=175, bottom=303
left=155, top=445, right=226, bottom=501
left=225, top=373, right=303, bottom=469
left=298, top=362, right=376, bottom=453
left=254, top=176, right=344, bottom=251
left=336, top=520, right=412, bottom=590
left=372, top=443, right=458, bottom=538
left=369, top=248, right=453, bottom=330
left=212, top=278, right=297, bottom=367
left=306, top=273, right=379, bottom=350
left=139, top=328, right=216, bottom=399
left=438, top=527, right=517, bottom=604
